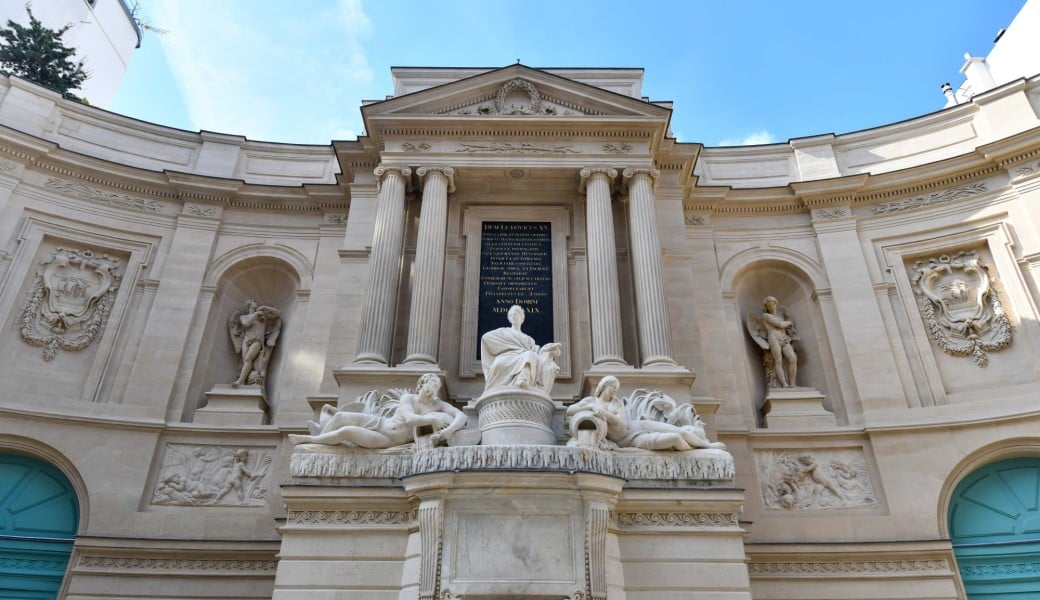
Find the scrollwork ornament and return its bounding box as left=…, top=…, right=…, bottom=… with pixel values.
left=18, top=247, right=122, bottom=360
left=373, top=165, right=411, bottom=193
left=910, top=250, right=1012, bottom=366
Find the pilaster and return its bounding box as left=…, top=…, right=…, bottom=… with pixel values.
left=808, top=204, right=906, bottom=414
left=121, top=206, right=221, bottom=413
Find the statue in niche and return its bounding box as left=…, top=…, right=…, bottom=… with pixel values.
left=566, top=376, right=725, bottom=451
left=746, top=296, right=799, bottom=388
left=910, top=250, right=1012, bottom=366
left=18, top=247, right=122, bottom=360
left=289, top=374, right=466, bottom=449
left=228, top=299, right=282, bottom=387
left=480, top=304, right=562, bottom=396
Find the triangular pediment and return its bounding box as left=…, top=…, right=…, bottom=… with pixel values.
left=362, top=64, right=671, bottom=121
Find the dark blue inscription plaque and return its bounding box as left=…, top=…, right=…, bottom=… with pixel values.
left=477, top=221, right=554, bottom=358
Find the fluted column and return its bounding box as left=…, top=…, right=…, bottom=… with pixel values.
left=354, top=165, right=411, bottom=364
left=580, top=167, right=626, bottom=366
left=623, top=167, right=677, bottom=367
left=404, top=166, right=454, bottom=365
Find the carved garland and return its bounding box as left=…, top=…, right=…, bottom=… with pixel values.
left=18, top=247, right=122, bottom=360
left=495, top=78, right=541, bottom=115
left=910, top=250, right=1013, bottom=366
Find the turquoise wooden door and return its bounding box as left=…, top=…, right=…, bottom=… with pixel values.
left=949, top=457, right=1040, bottom=599
left=0, top=454, right=79, bottom=599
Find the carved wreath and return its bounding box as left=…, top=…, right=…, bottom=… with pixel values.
left=910, top=250, right=1012, bottom=366
left=495, top=78, right=541, bottom=115
left=18, top=247, right=122, bottom=361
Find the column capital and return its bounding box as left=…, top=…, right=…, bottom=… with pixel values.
left=416, top=165, right=456, bottom=193
left=374, top=165, right=412, bottom=179
left=622, top=167, right=660, bottom=187
left=374, top=165, right=412, bottom=190
left=578, top=167, right=618, bottom=193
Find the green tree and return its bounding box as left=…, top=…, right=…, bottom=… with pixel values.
left=0, top=5, right=88, bottom=100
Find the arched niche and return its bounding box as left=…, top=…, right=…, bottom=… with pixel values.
left=186, top=250, right=306, bottom=423
left=946, top=454, right=1040, bottom=598
left=0, top=451, right=80, bottom=598
left=723, top=249, right=839, bottom=426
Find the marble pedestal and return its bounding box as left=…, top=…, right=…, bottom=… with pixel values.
left=763, top=387, right=836, bottom=429
left=474, top=388, right=557, bottom=445
left=275, top=444, right=751, bottom=599
left=195, top=384, right=267, bottom=425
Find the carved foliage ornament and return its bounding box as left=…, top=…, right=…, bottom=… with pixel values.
left=872, top=182, right=987, bottom=215
left=45, top=178, right=164, bottom=213
left=910, top=250, right=1012, bottom=366
left=18, top=247, right=122, bottom=360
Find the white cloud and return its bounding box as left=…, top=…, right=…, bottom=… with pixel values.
left=148, top=1, right=374, bottom=143
left=717, top=130, right=777, bottom=147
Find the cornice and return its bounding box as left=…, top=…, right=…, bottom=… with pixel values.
left=684, top=143, right=1016, bottom=218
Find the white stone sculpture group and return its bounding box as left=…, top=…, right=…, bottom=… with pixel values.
left=290, top=304, right=724, bottom=453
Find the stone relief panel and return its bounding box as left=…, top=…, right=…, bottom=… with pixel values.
left=909, top=250, right=1012, bottom=367
left=151, top=444, right=273, bottom=507
left=17, top=247, right=122, bottom=361
left=756, top=449, right=876, bottom=510
left=437, top=78, right=594, bottom=117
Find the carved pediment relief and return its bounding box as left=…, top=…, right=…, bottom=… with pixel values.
left=363, top=66, right=669, bottom=120
left=436, top=78, right=595, bottom=117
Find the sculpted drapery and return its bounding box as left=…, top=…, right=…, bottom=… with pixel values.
left=479, top=305, right=561, bottom=395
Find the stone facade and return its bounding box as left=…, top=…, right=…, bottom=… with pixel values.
left=0, top=62, right=1039, bottom=599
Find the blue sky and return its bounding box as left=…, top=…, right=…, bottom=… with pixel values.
left=111, top=1, right=1027, bottom=147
